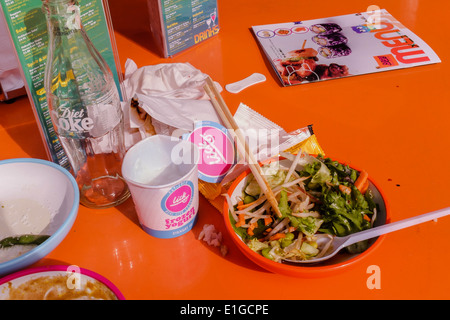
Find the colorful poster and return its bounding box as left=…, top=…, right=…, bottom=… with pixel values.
left=252, top=9, right=441, bottom=86
left=0, top=0, right=122, bottom=168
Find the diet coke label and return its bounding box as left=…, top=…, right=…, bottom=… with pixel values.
left=50, top=87, right=120, bottom=137
left=55, top=106, right=94, bottom=133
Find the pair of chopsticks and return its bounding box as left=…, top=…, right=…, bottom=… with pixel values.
left=203, top=77, right=283, bottom=218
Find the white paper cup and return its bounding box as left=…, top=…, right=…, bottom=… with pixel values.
left=122, top=135, right=199, bottom=239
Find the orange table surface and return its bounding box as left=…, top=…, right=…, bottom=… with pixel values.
left=1, top=0, right=449, bottom=300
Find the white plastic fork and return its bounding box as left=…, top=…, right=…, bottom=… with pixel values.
left=284, top=206, right=450, bottom=264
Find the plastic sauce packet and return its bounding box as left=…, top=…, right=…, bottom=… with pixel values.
left=283, top=129, right=324, bottom=155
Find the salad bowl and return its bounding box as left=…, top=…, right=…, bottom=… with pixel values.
left=223, top=155, right=390, bottom=277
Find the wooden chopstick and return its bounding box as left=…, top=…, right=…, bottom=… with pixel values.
left=203, top=77, right=283, bottom=218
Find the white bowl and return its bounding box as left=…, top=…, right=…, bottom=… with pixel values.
left=0, top=158, right=79, bottom=276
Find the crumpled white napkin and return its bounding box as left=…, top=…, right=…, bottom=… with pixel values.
left=0, top=17, right=24, bottom=98
left=121, top=59, right=223, bottom=148
left=123, top=59, right=221, bottom=100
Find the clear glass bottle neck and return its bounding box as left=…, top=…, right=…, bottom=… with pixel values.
left=43, top=0, right=82, bottom=35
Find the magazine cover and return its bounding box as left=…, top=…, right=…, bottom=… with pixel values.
left=252, top=9, right=441, bottom=86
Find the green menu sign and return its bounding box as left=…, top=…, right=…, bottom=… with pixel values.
left=0, top=0, right=122, bottom=168
left=148, top=0, right=220, bottom=57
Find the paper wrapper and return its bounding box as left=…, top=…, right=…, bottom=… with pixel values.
left=120, top=59, right=223, bottom=149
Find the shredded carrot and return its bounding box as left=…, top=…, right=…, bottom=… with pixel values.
left=236, top=199, right=259, bottom=210
left=247, top=222, right=258, bottom=236
left=269, top=233, right=286, bottom=241
left=264, top=217, right=273, bottom=226
left=237, top=203, right=253, bottom=210
left=354, top=170, right=369, bottom=193
left=235, top=214, right=246, bottom=227
left=287, top=226, right=296, bottom=233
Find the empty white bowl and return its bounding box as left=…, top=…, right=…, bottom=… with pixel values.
left=0, top=158, right=79, bottom=276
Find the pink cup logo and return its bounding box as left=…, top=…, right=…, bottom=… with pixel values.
left=185, top=121, right=236, bottom=183
left=161, top=181, right=194, bottom=216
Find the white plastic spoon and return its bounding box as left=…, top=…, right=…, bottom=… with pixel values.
left=283, top=206, right=450, bottom=264
left=225, top=73, right=266, bottom=93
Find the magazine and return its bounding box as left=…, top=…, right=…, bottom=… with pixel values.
left=252, top=9, right=441, bottom=86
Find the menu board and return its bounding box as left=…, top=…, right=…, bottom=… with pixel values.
left=147, top=0, right=219, bottom=57
left=0, top=0, right=123, bottom=169
left=252, top=9, right=441, bottom=86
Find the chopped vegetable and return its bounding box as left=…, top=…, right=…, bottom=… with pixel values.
left=301, top=242, right=319, bottom=256
left=354, top=170, right=369, bottom=193
left=278, top=189, right=291, bottom=217
left=247, top=221, right=258, bottom=236
left=264, top=217, right=273, bottom=225
left=280, top=232, right=295, bottom=248
left=248, top=238, right=269, bottom=252
left=245, top=162, right=288, bottom=196
left=360, top=180, right=370, bottom=194
left=339, top=184, right=351, bottom=195
left=269, top=233, right=286, bottom=241
left=0, top=234, right=50, bottom=248
left=237, top=196, right=257, bottom=210
left=235, top=214, right=246, bottom=227
left=261, top=247, right=274, bottom=260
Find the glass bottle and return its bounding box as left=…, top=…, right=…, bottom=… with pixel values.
left=42, top=0, right=130, bottom=208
